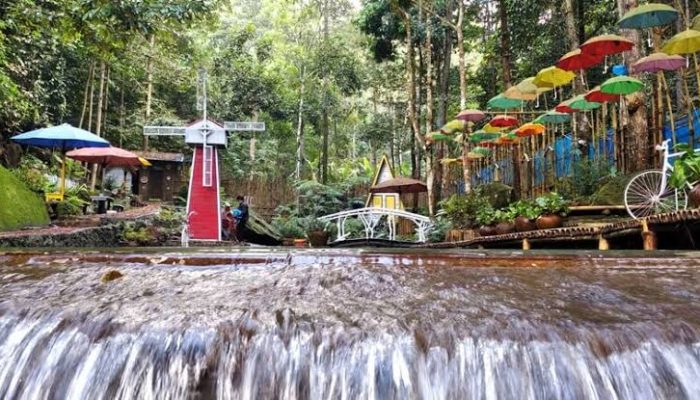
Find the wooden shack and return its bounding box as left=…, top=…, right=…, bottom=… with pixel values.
left=132, top=151, right=185, bottom=202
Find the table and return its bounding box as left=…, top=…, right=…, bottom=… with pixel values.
left=90, top=195, right=114, bottom=214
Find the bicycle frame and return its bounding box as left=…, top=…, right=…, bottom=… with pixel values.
left=657, top=139, right=700, bottom=191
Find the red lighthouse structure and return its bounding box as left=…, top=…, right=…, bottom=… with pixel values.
left=143, top=69, right=264, bottom=242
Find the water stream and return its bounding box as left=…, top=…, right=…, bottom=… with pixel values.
left=0, top=249, right=699, bottom=399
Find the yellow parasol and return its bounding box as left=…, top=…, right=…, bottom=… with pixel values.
left=533, top=66, right=576, bottom=88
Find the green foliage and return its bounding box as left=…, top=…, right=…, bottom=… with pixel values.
left=300, top=216, right=328, bottom=234
left=11, top=155, right=54, bottom=193
left=669, top=144, right=700, bottom=189
left=55, top=196, right=87, bottom=218
left=271, top=216, right=305, bottom=238
left=476, top=182, right=514, bottom=209
left=122, top=224, right=154, bottom=245
left=475, top=204, right=496, bottom=226
left=535, top=192, right=569, bottom=215
left=428, top=217, right=452, bottom=243
left=439, top=192, right=490, bottom=229
left=493, top=208, right=516, bottom=223
left=154, top=207, right=184, bottom=231
left=0, top=164, right=50, bottom=231
left=555, top=159, right=615, bottom=204
left=508, top=200, right=542, bottom=220
left=590, top=175, right=630, bottom=205
left=295, top=180, right=344, bottom=218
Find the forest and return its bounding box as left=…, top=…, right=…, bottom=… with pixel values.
left=1, top=0, right=700, bottom=223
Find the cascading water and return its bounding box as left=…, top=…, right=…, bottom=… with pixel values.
left=0, top=250, right=699, bottom=399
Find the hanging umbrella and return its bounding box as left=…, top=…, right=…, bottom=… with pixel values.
left=516, top=77, right=538, bottom=94
left=555, top=100, right=576, bottom=114
left=467, top=151, right=485, bottom=160
left=600, top=76, right=645, bottom=95
left=693, top=14, right=700, bottom=31
left=426, top=132, right=451, bottom=144
left=498, top=133, right=518, bottom=144
left=487, top=94, right=524, bottom=109
left=556, top=49, right=604, bottom=71
left=440, top=119, right=467, bottom=134
left=515, top=123, right=546, bottom=137
left=534, top=66, right=576, bottom=88
left=66, top=146, right=143, bottom=168
left=470, top=131, right=501, bottom=143
left=580, top=34, right=635, bottom=57
left=482, top=123, right=506, bottom=133
left=538, top=110, right=572, bottom=124
left=504, top=86, right=538, bottom=101
left=585, top=86, right=620, bottom=103
left=12, top=123, right=110, bottom=200
left=662, top=29, right=700, bottom=55
left=472, top=146, right=493, bottom=156
left=440, top=158, right=463, bottom=165
left=370, top=177, right=427, bottom=194
left=619, top=3, right=679, bottom=29
left=489, top=115, right=519, bottom=127
left=455, top=109, right=486, bottom=122
left=138, top=157, right=152, bottom=167
left=632, top=52, right=685, bottom=73
left=480, top=140, right=500, bottom=148
left=570, top=95, right=602, bottom=111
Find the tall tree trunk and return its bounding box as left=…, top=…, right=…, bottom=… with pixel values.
left=119, top=85, right=125, bottom=148
left=102, top=65, right=110, bottom=137
left=498, top=0, right=512, bottom=88
left=617, top=0, right=650, bottom=172
left=87, top=63, right=95, bottom=132
left=319, top=0, right=331, bottom=184
left=295, top=66, right=306, bottom=181
left=425, top=20, right=437, bottom=215
left=90, top=60, right=106, bottom=191
left=79, top=63, right=94, bottom=129
left=457, top=0, right=467, bottom=110
left=143, top=34, right=155, bottom=151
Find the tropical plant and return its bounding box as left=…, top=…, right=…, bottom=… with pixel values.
left=669, top=144, right=700, bottom=189
left=493, top=208, right=516, bottom=223
left=475, top=205, right=496, bottom=226
left=508, top=200, right=542, bottom=220
left=300, top=216, right=328, bottom=234
left=535, top=192, right=569, bottom=215
left=440, top=193, right=491, bottom=229
left=271, top=216, right=305, bottom=238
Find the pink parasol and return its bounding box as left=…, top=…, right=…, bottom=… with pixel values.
left=66, top=146, right=143, bottom=168
left=632, top=52, right=686, bottom=73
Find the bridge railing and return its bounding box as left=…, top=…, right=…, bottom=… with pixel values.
left=318, top=207, right=433, bottom=243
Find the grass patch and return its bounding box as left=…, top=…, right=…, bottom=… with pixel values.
left=0, top=165, right=50, bottom=231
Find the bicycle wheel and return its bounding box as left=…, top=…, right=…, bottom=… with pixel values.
left=624, top=170, right=687, bottom=219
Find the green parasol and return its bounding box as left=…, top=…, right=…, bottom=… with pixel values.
left=487, top=94, right=523, bottom=110
left=600, top=76, right=645, bottom=95
left=537, top=110, right=572, bottom=124
left=619, top=3, right=679, bottom=29
left=570, top=95, right=602, bottom=111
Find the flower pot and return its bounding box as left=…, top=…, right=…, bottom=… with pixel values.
left=293, top=238, right=307, bottom=248
left=494, top=222, right=515, bottom=235
left=514, top=216, right=537, bottom=232
left=307, top=230, right=329, bottom=247
left=689, top=185, right=700, bottom=208
left=282, top=238, right=295, bottom=246
left=478, top=225, right=497, bottom=237
left=536, top=214, right=563, bottom=230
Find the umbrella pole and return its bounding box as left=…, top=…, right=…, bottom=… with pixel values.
left=661, top=72, right=677, bottom=146
left=60, top=152, right=67, bottom=198
left=682, top=68, right=696, bottom=146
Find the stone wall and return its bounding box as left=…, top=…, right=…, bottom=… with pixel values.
left=0, top=225, right=122, bottom=248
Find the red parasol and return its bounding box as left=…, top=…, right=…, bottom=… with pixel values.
left=489, top=115, right=519, bottom=128
left=585, top=86, right=620, bottom=103
left=66, top=146, right=143, bottom=168
left=455, top=109, right=486, bottom=122
left=555, top=101, right=575, bottom=114
left=580, top=34, right=634, bottom=57
left=557, top=49, right=604, bottom=71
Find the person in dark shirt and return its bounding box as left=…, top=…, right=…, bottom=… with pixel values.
left=235, top=195, right=249, bottom=241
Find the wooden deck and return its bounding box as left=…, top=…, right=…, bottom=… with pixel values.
left=423, top=209, right=700, bottom=251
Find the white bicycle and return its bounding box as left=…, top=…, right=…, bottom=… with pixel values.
left=624, top=139, right=698, bottom=219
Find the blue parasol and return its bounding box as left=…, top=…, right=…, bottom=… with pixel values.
left=11, top=123, right=110, bottom=200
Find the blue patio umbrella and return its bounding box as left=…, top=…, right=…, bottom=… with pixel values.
left=12, top=123, right=110, bottom=200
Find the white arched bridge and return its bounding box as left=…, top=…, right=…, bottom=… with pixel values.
left=318, top=208, right=433, bottom=243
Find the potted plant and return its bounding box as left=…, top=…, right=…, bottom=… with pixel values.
left=493, top=209, right=516, bottom=235
left=439, top=193, right=491, bottom=240
left=302, top=217, right=330, bottom=247
left=273, top=216, right=305, bottom=246
left=509, top=200, right=542, bottom=232
left=476, top=206, right=497, bottom=236
left=669, top=143, right=700, bottom=207
left=535, top=192, right=569, bottom=229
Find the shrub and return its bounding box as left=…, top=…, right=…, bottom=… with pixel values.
left=508, top=200, right=542, bottom=220
left=535, top=192, right=569, bottom=215
left=272, top=216, right=305, bottom=238
left=295, top=180, right=345, bottom=218
left=475, top=205, right=496, bottom=226
left=440, top=193, right=491, bottom=229
left=475, top=182, right=514, bottom=209
left=428, top=217, right=452, bottom=243
left=0, top=165, right=50, bottom=231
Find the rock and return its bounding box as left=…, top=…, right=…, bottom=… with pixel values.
left=101, top=270, right=124, bottom=283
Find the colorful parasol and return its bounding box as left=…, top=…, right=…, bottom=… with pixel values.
left=472, top=146, right=493, bottom=157
left=600, top=76, right=645, bottom=95
left=585, top=86, right=620, bottom=103
left=580, top=34, right=634, bottom=57
left=537, top=110, right=572, bottom=124
left=555, top=100, right=576, bottom=114
left=515, top=123, right=546, bottom=137
left=504, top=85, right=538, bottom=101
left=487, top=94, right=523, bottom=110
left=632, top=52, right=686, bottom=73
left=489, top=115, right=519, bottom=128
left=693, top=14, right=700, bottom=31
left=440, top=119, right=467, bottom=134
left=570, top=95, right=602, bottom=111
left=483, top=123, right=506, bottom=133
left=467, top=151, right=485, bottom=160
left=470, top=131, right=501, bottom=143
left=661, top=29, right=700, bottom=55
left=66, top=146, right=143, bottom=168
left=427, top=132, right=451, bottom=143
left=534, top=66, right=576, bottom=88
left=455, top=109, right=486, bottom=122
left=619, top=3, right=679, bottom=29
left=556, top=49, right=604, bottom=71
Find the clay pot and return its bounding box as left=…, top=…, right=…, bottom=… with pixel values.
left=494, top=222, right=515, bottom=235
left=293, top=238, right=308, bottom=248
left=307, top=230, right=329, bottom=247
left=536, top=214, right=563, bottom=230
left=478, top=225, right=497, bottom=236
left=282, top=238, right=295, bottom=246
left=514, top=216, right=537, bottom=232
left=689, top=185, right=700, bottom=208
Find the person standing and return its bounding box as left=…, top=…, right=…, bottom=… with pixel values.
left=235, top=195, right=249, bottom=241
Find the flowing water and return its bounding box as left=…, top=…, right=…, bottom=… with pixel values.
left=0, top=249, right=699, bottom=399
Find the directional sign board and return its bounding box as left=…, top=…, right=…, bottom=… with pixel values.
left=224, top=122, right=266, bottom=132
left=143, top=126, right=187, bottom=136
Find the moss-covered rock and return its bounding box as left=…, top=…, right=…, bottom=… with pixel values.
left=0, top=165, right=50, bottom=231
